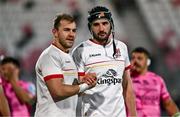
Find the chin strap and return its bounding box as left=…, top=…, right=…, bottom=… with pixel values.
left=112, top=31, right=116, bottom=58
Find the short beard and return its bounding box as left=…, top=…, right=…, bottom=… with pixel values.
left=92, top=30, right=111, bottom=43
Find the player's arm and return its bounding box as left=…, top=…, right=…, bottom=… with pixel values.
left=163, top=97, right=180, bottom=116
left=122, top=69, right=137, bottom=116
left=45, top=73, right=96, bottom=102
left=160, top=77, right=180, bottom=116
left=10, top=79, right=35, bottom=105
left=6, top=67, right=35, bottom=105
left=0, top=85, right=10, bottom=116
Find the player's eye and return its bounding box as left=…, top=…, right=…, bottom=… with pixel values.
left=93, top=23, right=99, bottom=27
left=102, top=21, right=109, bottom=26
left=72, top=29, right=77, bottom=33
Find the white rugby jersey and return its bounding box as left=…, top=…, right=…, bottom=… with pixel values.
left=35, top=44, right=78, bottom=117
left=72, top=38, right=131, bottom=117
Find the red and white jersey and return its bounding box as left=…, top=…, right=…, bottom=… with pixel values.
left=35, top=45, right=78, bottom=117
left=72, top=38, right=131, bottom=117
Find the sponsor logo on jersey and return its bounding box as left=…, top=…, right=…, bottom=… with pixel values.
left=97, top=69, right=122, bottom=85
left=89, top=53, right=101, bottom=57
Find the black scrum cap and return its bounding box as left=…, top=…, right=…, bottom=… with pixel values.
left=87, top=6, right=114, bottom=31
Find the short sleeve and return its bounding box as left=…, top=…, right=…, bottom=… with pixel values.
left=160, top=78, right=170, bottom=101
left=38, top=54, right=63, bottom=81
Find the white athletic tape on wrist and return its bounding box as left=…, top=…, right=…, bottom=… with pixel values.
left=79, top=83, right=89, bottom=93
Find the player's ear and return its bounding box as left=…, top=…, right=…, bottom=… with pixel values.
left=147, top=58, right=151, bottom=66
left=52, top=28, right=58, bottom=38
left=52, top=28, right=57, bottom=34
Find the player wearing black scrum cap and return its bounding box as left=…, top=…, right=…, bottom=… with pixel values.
left=87, top=6, right=117, bottom=57
left=72, top=6, right=137, bottom=117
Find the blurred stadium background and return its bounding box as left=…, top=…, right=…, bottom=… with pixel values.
left=0, top=0, right=179, bottom=115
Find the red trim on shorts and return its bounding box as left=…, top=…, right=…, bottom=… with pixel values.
left=125, top=65, right=131, bottom=71
left=78, top=72, right=85, bottom=76
left=44, top=74, right=64, bottom=81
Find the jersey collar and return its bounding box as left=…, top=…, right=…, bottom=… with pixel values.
left=88, top=38, right=113, bottom=47
left=51, top=44, right=69, bottom=55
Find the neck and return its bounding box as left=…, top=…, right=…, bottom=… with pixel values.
left=52, top=39, right=69, bottom=53
left=140, top=68, right=148, bottom=76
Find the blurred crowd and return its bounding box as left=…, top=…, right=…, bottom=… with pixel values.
left=0, top=0, right=179, bottom=116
